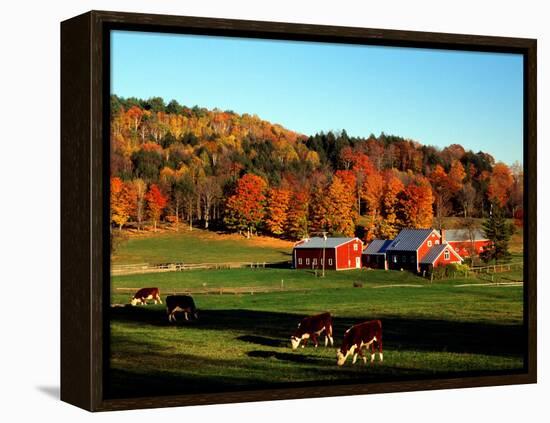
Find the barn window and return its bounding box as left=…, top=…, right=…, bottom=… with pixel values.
left=353, top=244, right=358, bottom=251
left=306, top=258, right=310, bottom=265
left=313, top=258, right=317, bottom=265
left=401, top=255, right=406, bottom=263
left=410, top=256, right=415, bottom=263
left=328, top=258, right=333, bottom=265
left=392, top=256, right=397, bottom=263
left=435, top=240, right=440, bottom=245
left=427, top=240, right=432, bottom=247
left=444, top=250, right=450, bottom=260
left=298, top=258, right=302, bottom=265
left=320, top=258, right=324, bottom=265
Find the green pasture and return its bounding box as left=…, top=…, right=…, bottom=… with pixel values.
left=112, top=229, right=293, bottom=265
left=109, top=267, right=525, bottom=399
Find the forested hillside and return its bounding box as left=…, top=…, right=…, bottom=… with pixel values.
left=110, top=95, right=523, bottom=240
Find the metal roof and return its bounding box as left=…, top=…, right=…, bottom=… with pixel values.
left=420, top=243, right=462, bottom=264
left=363, top=239, right=393, bottom=255
left=294, top=237, right=359, bottom=249
left=386, top=229, right=436, bottom=252
left=444, top=229, right=488, bottom=242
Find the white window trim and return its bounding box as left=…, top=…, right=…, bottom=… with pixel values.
left=298, top=258, right=302, bottom=265
left=306, top=258, right=310, bottom=265
left=427, top=240, right=432, bottom=247
left=328, top=258, right=333, bottom=266
left=353, top=244, right=358, bottom=251
left=444, top=250, right=450, bottom=260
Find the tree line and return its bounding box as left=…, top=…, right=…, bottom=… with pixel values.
left=110, top=95, right=524, bottom=241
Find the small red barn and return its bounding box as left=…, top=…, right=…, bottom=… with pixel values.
left=293, top=237, right=363, bottom=271
left=419, top=243, right=463, bottom=273
left=443, top=229, right=490, bottom=258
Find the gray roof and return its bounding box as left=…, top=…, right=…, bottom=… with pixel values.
left=444, top=229, right=488, bottom=242
left=294, top=237, right=359, bottom=249
left=420, top=243, right=462, bottom=264
left=386, top=229, right=436, bottom=252
left=363, top=239, right=393, bottom=255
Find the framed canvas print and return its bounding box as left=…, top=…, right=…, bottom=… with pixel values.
left=60, top=10, right=537, bottom=411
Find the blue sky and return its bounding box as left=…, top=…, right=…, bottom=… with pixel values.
left=111, top=30, right=524, bottom=165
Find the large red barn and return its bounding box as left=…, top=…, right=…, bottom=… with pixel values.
left=443, top=229, right=491, bottom=258
left=293, top=237, right=363, bottom=271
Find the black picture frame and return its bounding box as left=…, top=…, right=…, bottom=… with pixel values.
left=61, top=10, right=537, bottom=411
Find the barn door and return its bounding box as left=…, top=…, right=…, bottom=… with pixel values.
left=355, top=257, right=361, bottom=269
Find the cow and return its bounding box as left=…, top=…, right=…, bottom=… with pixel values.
left=290, top=312, right=334, bottom=350
left=166, top=295, right=199, bottom=322
left=336, top=320, right=383, bottom=366
left=130, top=287, right=162, bottom=306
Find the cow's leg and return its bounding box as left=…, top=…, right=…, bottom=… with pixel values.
left=352, top=352, right=358, bottom=364
left=370, top=343, right=376, bottom=364
left=157, top=295, right=163, bottom=305
left=311, top=333, right=319, bottom=348
left=327, top=325, right=334, bottom=347
left=302, top=338, right=308, bottom=348
left=357, top=346, right=367, bottom=364
left=377, top=338, right=383, bottom=362
left=184, top=312, right=189, bottom=321
left=171, top=312, right=177, bottom=322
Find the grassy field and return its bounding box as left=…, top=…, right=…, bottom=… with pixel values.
left=108, top=224, right=525, bottom=399
left=112, top=228, right=294, bottom=265
left=109, top=267, right=525, bottom=399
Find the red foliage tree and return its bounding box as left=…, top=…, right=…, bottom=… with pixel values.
left=145, top=184, right=168, bottom=231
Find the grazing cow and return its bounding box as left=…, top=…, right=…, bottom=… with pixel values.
left=290, top=312, right=334, bottom=350
left=166, top=295, right=199, bottom=322
left=336, top=320, right=383, bottom=366
left=130, top=287, right=162, bottom=306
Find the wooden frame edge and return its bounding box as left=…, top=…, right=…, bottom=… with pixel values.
left=60, top=10, right=537, bottom=412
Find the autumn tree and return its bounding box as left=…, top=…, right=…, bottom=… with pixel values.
left=130, top=178, right=147, bottom=230
left=286, top=190, right=309, bottom=240
left=145, top=184, right=168, bottom=231
left=110, top=177, right=136, bottom=230
left=399, top=175, right=434, bottom=228
left=265, top=188, right=291, bottom=236
left=224, top=174, right=268, bottom=238
left=379, top=173, right=404, bottom=238
left=325, top=175, right=356, bottom=236
left=488, top=162, right=514, bottom=208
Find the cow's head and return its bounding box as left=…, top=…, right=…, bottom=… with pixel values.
left=290, top=336, right=301, bottom=350
left=130, top=297, right=139, bottom=306
left=336, top=345, right=355, bottom=366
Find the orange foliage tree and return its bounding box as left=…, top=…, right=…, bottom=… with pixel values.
left=325, top=175, right=356, bottom=236
left=286, top=190, right=310, bottom=239
left=400, top=175, right=434, bottom=228
left=110, top=177, right=136, bottom=230
left=145, top=184, right=168, bottom=232
left=488, top=162, right=514, bottom=207
left=224, top=174, right=268, bottom=238
left=265, top=188, right=291, bottom=235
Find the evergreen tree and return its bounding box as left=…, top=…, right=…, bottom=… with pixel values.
left=480, top=205, right=515, bottom=264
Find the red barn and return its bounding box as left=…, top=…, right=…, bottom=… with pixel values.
left=363, top=228, right=463, bottom=273
left=443, top=229, right=490, bottom=258
left=293, top=237, right=363, bottom=271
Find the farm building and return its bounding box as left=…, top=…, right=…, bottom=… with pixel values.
left=444, top=229, right=490, bottom=258
left=362, top=228, right=463, bottom=273
left=293, top=237, right=363, bottom=271
left=362, top=239, right=393, bottom=270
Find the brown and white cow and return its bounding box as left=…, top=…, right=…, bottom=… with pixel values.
left=336, top=320, right=383, bottom=366
left=130, top=287, right=162, bottom=306
left=290, top=312, right=334, bottom=350
left=166, top=295, right=199, bottom=322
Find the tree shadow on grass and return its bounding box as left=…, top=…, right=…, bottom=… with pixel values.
left=110, top=307, right=525, bottom=358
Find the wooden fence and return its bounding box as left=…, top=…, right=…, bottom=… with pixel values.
left=112, top=261, right=291, bottom=276
left=469, top=262, right=523, bottom=274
